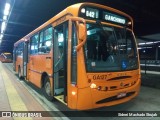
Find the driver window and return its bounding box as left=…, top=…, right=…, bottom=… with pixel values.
left=126, top=31, right=135, bottom=58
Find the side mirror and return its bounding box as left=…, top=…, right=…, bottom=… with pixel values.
left=69, top=17, right=87, bottom=51
left=76, top=23, right=87, bottom=51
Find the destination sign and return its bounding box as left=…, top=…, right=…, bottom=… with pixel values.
left=79, top=6, right=128, bottom=26
left=103, top=12, right=126, bottom=24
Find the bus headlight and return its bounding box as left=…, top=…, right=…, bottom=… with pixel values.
left=90, top=83, right=96, bottom=89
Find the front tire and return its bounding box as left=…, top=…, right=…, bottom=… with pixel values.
left=43, top=76, right=53, bottom=101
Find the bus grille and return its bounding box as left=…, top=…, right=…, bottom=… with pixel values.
left=107, top=76, right=132, bottom=81
left=96, top=91, right=135, bottom=104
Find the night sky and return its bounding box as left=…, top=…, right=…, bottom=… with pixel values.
left=0, top=0, right=160, bottom=53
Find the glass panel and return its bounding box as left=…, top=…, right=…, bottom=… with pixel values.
left=40, top=32, right=43, bottom=42
left=39, top=27, right=53, bottom=54
left=17, top=43, right=23, bottom=56
left=30, top=34, right=38, bottom=54
left=71, top=22, right=77, bottom=84
left=44, top=27, right=52, bottom=41
left=84, top=23, right=138, bottom=72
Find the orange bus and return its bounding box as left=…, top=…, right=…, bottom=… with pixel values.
left=0, top=52, right=12, bottom=63
left=13, top=2, right=141, bottom=110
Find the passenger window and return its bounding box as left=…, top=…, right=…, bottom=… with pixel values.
left=17, top=43, right=23, bottom=57
left=30, top=34, right=38, bottom=55
left=39, top=27, right=53, bottom=54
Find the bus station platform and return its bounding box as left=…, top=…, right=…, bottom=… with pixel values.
left=0, top=62, right=53, bottom=120
left=140, top=63, right=160, bottom=89
left=141, top=70, right=160, bottom=89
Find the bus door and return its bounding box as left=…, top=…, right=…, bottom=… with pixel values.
left=23, top=41, right=28, bottom=78
left=67, top=18, right=86, bottom=109
left=53, top=18, right=86, bottom=107
left=53, top=22, right=68, bottom=103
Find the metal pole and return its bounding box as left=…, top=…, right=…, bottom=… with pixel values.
left=145, top=42, right=146, bottom=74
left=145, top=56, right=146, bottom=74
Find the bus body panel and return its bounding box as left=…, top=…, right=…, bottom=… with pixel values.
left=28, top=53, right=53, bottom=88
left=67, top=85, right=78, bottom=109
left=91, top=79, right=140, bottom=109
left=74, top=69, right=140, bottom=110
left=76, top=87, right=93, bottom=110
left=75, top=83, right=140, bottom=110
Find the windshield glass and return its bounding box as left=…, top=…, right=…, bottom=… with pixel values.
left=84, top=23, right=138, bottom=72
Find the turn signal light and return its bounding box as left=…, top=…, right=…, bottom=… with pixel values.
left=72, top=91, right=76, bottom=95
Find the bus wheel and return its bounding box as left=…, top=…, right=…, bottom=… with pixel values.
left=43, top=76, right=53, bottom=101
left=18, top=67, right=22, bottom=79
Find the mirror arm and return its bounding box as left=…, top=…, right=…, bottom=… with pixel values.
left=76, top=36, right=86, bottom=51
left=69, top=17, right=87, bottom=51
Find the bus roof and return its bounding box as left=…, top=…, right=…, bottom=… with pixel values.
left=14, top=2, right=133, bottom=47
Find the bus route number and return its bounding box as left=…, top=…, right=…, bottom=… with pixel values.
left=86, top=11, right=95, bottom=18
left=93, top=75, right=108, bottom=80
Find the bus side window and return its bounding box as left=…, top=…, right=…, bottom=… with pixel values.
left=17, top=43, right=23, bottom=57
left=30, top=34, right=38, bottom=55
left=39, top=27, right=52, bottom=54
left=126, top=31, right=135, bottom=58
left=39, top=31, right=44, bottom=53
left=44, top=27, right=52, bottom=53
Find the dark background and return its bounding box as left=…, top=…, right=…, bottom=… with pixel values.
left=0, top=0, right=160, bottom=53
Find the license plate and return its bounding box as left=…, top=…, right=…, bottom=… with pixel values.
left=117, top=92, right=126, bottom=98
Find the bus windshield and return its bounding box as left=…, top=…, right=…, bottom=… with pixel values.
left=84, top=23, right=138, bottom=72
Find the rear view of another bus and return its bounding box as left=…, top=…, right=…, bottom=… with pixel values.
left=0, top=52, right=12, bottom=63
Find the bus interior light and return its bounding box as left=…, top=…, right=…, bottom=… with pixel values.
left=46, top=41, right=51, bottom=46
left=1, top=21, right=6, bottom=32
left=3, top=16, right=7, bottom=21
left=0, top=34, right=3, bottom=39
left=5, top=3, right=10, bottom=11
left=138, top=43, right=145, bottom=45
left=146, top=42, right=153, bottom=45
left=4, top=3, right=10, bottom=16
